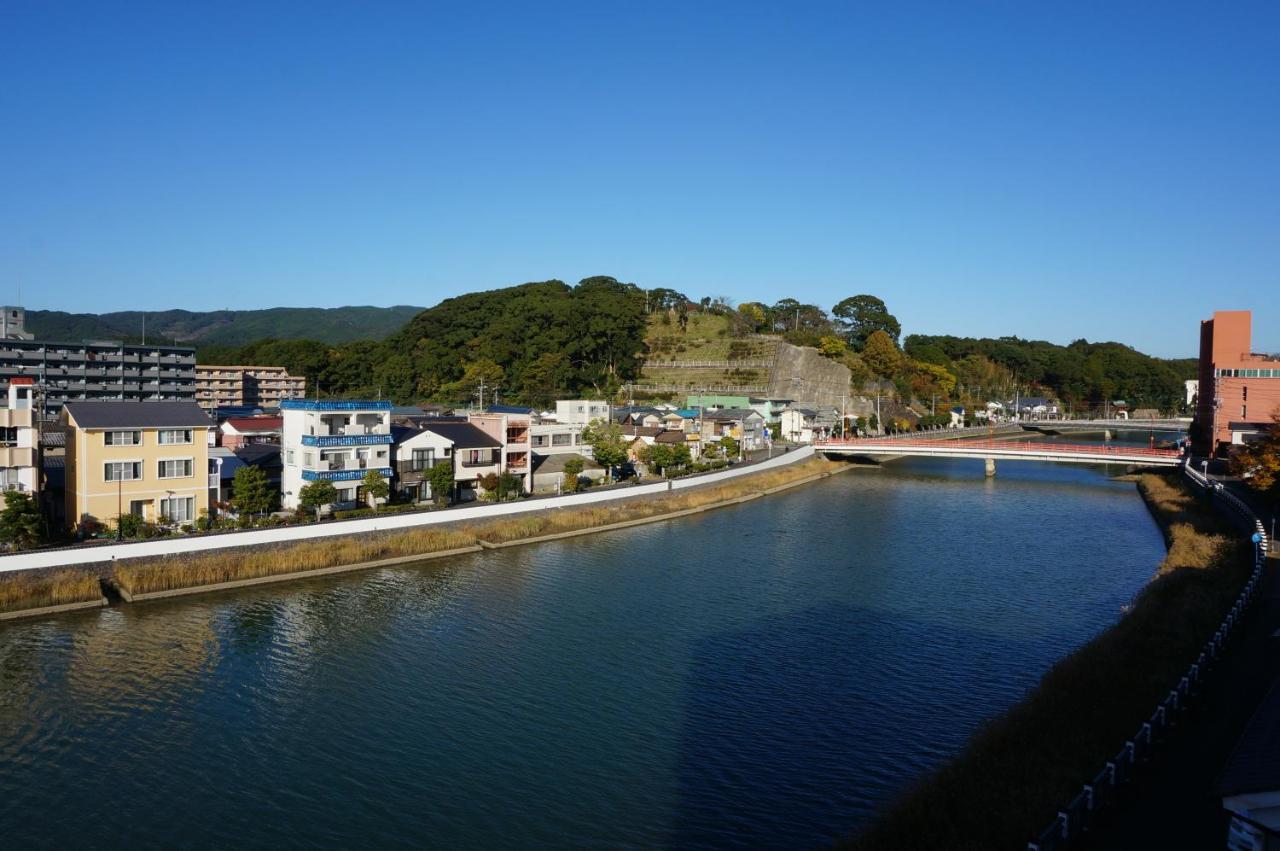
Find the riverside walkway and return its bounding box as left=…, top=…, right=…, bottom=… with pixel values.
left=814, top=437, right=1183, bottom=471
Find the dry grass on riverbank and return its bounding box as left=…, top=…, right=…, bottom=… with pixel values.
left=112, top=457, right=840, bottom=596
left=0, top=569, right=103, bottom=615
left=848, top=473, right=1250, bottom=851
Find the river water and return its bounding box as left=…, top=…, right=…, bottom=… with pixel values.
left=0, top=457, right=1165, bottom=848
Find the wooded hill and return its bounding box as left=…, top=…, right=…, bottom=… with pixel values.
left=183, top=284, right=1196, bottom=414
left=25, top=305, right=423, bottom=347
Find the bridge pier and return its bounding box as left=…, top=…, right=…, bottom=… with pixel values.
left=984, top=457, right=996, bottom=477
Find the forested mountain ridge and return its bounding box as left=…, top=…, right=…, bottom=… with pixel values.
left=197, top=277, right=650, bottom=405
left=25, top=305, right=423, bottom=347
left=904, top=334, right=1196, bottom=412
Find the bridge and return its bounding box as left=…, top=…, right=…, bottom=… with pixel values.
left=814, top=437, right=1184, bottom=475
left=1016, top=418, right=1190, bottom=434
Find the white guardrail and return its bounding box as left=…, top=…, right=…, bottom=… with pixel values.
left=1027, top=463, right=1270, bottom=850
left=0, top=447, right=816, bottom=574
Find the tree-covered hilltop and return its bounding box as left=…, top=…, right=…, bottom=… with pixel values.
left=27, top=305, right=423, bottom=347
left=198, top=277, right=649, bottom=406
left=904, top=334, right=1196, bottom=412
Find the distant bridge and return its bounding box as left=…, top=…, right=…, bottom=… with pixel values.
left=1017, top=418, right=1190, bottom=434
left=814, top=437, right=1183, bottom=475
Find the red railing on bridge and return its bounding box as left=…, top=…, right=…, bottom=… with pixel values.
left=813, top=438, right=1182, bottom=459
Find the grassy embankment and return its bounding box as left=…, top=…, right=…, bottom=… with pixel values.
left=848, top=473, right=1251, bottom=851
left=0, top=568, right=104, bottom=616
left=111, top=457, right=843, bottom=597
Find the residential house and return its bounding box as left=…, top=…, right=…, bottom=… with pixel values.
left=949, top=407, right=966, bottom=428
left=781, top=407, right=818, bottom=443
left=555, top=399, right=611, bottom=425
left=468, top=412, right=533, bottom=492
left=0, top=377, right=41, bottom=501
left=218, top=415, right=282, bottom=450
left=406, top=419, right=504, bottom=503
left=703, top=408, right=766, bottom=452
left=63, top=400, right=213, bottom=531
left=280, top=400, right=393, bottom=510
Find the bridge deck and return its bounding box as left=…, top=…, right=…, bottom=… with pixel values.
left=814, top=438, right=1182, bottom=465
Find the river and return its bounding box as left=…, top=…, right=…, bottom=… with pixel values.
left=0, top=456, right=1166, bottom=848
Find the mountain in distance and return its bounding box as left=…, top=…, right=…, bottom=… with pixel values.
left=23, top=305, right=425, bottom=347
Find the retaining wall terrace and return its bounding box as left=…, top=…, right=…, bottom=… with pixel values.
left=0, top=446, right=816, bottom=574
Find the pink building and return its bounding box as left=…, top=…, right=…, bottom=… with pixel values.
left=1195, top=310, right=1280, bottom=457
left=466, top=413, right=533, bottom=491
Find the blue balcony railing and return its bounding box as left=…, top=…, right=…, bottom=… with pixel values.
left=301, top=433, right=393, bottom=447
left=301, top=467, right=394, bottom=482
left=281, top=399, right=392, bottom=411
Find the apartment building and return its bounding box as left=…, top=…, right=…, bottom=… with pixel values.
left=554, top=399, right=611, bottom=425
left=467, top=412, right=533, bottom=492
left=0, top=377, right=40, bottom=499
left=280, top=400, right=393, bottom=510
left=195, top=365, right=306, bottom=411
left=0, top=307, right=196, bottom=413
left=63, top=400, right=214, bottom=531
left=1195, top=310, right=1280, bottom=457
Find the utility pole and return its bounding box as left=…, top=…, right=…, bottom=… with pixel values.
left=841, top=393, right=847, bottom=439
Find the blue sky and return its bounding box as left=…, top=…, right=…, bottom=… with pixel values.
left=2, top=2, right=1277, bottom=357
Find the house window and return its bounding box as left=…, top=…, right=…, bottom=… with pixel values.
left=104, top=461, right=142, bottom=481
left=104, top=430, right=142, bottom=446
left=129, top=500, right=148, bottom=517
left=159, top=497, right=194, bottom=523
left=285, top=450, right=295, bottom=466
left=442, top=447, right=451, bottom=457
left=0, top=427, right=17, bottom=445
left=552, top=432, right=572, bottom=446
left=158, top=459, right=193, bottom=479
left=411, top=448, right=434, bottom=471
left=158, top=429, right=193, bottom=445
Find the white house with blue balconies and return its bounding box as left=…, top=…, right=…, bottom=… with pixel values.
left=280, top=399, right=393, bottom=510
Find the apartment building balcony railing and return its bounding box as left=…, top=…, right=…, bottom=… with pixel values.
left=208, top=473, right=220, bottom=488
left=301, top=433, right=393, bottom=448
left=301, top=466, right=393, bottom=482
left=460, top=455, right=499, bottom=468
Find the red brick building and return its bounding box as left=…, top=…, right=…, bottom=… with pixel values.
left=1195, top=310, right=1280, bottom=457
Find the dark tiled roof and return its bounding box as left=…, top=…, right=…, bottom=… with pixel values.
left=708, top=407, right=763, bottom=421
left=487, top=404, right=536, bottom=415
left=234, top=444, right=282, bottom=467
left=66, top=401, right=212, bottom=429
left=654, top=430, right=687, bottom=444
left=421, top=421, right=502, bottom=449
left=531, top=452, right=602, bottom=474
left=223, top=416, right=282, bottom=432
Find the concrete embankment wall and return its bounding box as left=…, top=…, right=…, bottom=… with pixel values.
left=0, top=447, right=816, bottom=575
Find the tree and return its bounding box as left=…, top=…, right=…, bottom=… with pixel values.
left=425, top=461, right=454, bottom=505
left=1231, top=412, right=1280, bottom=496
left=720, top=435, right=740, bottom=459
left=232, top=465, right=274, bottom=517
left=562, top=456, right=585, bottom=492
left=361, top=469, right=389, bottom=509
left=298, top=480, right=339, bottom=520
left=832, top=295, right=901, bottom=349
left=582, top=418, right=629, bottom=481
left=0, top=493, right=44, bottom=550
left=862, top=329, right=903, bottom=379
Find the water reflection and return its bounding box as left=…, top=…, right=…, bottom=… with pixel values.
left=0, top=458, right=1165, bottom=848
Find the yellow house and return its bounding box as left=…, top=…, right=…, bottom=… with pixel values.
left=63, top=401, right=213, bottom=532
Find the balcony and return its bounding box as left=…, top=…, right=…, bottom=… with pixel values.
left=301, top=433, right=393, bottom=448
left=301, top=466, right=393, bottom=482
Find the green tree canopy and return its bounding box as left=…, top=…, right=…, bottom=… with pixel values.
left=425, top=462, right=454, bottom=505
left=361, top=469, right=390, bottom=509
left=582, top=418, right=629, bottom=480
left=833, top=295, right=901, bottom=349
left=298, top=480, right=339, bottom=519
left=232, top=465, right=274, bottom=516
left=0, top=493, right=44, bottom=550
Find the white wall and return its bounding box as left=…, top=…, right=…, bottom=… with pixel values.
left=0, top=446, right=815, bottom=574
